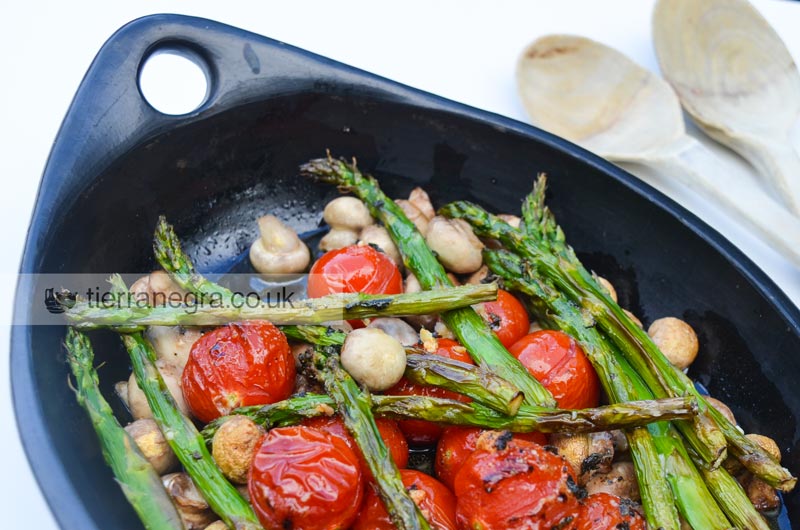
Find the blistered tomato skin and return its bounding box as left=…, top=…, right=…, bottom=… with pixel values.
left=307, top=245, right=403, bottom=298
left=509, top=330, right=600, bottom=410
left=476, top=289, right=531, bottom=348
left=575, top=493, right=647, bottom=530
left=435, top=426, right=547, bottom=491
left=389, top=339, right=473, bottom=445
left=302, top=415, right=409, bottom=475
left=352, top=469, right=458, bottom=530
left=249, top=426, right=364, bottom=530
left=181, top=321, right=295, bottom=423
left=454, top=434, right=580, bottom=530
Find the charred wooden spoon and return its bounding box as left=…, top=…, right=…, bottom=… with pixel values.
left=516, top=34, right=800, bottom=266
left=653, top=0, right=800, bottom=214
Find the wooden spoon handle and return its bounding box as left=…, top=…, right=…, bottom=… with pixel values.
left=646, top=137, right=800, bottom=267
left=732, top=135, right=800, bottom=216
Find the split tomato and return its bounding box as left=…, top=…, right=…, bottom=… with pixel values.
left=454, top=432, right=580, bottom=530
left=302, top=415, right=409, bottom=476
left=307, top=244, right=402, bottom=298
left=476, top=289, right=530, bottom=347
left=352, top=470, right=458, bottom=530
left=509, top=330, right=600, bottom=409
left=181, top=321, right=295, bottom=423
left=435, top=426, right=547, bottom=490
left=389, top=338, right=473, bottom=445
left=576, top=493, right=647, bottom=530
left=249, top=426, right=364, bottom=530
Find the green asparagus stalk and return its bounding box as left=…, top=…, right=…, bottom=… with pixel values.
left=405, top=351, right=523, bottom=415
left=485, top=250, right=736, bottom=530
left=61, top=282, right=498, bottom=330
left=202, top=393, right=697, bottom=448
left=108, top=276, right=262, bottom=530
left=699, top=465, right=773, bottom=530
left=490, top=175, right=795, bottom=491
left=65, top=328, right=185, bottom=530
left=306, top=346, right=431, bottom=530
left=442, top=201, right=735, bottom=465
left=300, top=155, right=556, bottom=408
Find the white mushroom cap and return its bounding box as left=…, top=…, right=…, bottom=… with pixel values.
left=319, top=227, right=359, bottom=252
left=145, top=325, right=202, bottom=372
left=425, top=216, right=484, bottom=274
left=359, top=225, right=402, bottom=266
left=125, top=418, right=178, bottom=474
left=647, top=317, right=699, bottom=370
left=408, top=187, right=436, bottom=221
left=367, top=318, right=420, bottom=347
left=396, top=199, right=430, bottom=235
left=128, top=362, right=189, bottom=420
left=596, top=276, right=618, bottom=303
left=497, top=214, right=522, bottom=229
left=249, top=215, right=311, bottom=274
left=340, top=328, right=407, bottom=391
left=323, top=196, right=373, bottom=230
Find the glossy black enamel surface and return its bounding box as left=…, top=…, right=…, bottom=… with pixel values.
left=11, top=14, right=799, bottom=528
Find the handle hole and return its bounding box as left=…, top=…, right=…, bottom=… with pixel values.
left=138, top=47, right=209, bottom=115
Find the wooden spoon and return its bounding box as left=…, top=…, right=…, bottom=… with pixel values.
left=653, top=0, right=800, bottom=214
left=516, top=34, right=800, bottom=266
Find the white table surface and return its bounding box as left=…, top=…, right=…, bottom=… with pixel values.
left=2, top=0, right=799, bottom=526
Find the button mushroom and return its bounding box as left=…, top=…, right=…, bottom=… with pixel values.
left=359, top=225, right=402, bottom=266
left=161, top=472, right=217, bottom=529
left=124, top=418, right=178, bottom=474
left=584, top=461, right=640, bottom=502
left=623, top=309, right=643, bottom=329
left=367, top=317, right=420, bottom=347
left=145, top=325, right=202, bottom=372
left=425, top=216, right=484, bottom=274
left=211, top=416, right=265, bottom=484
left=596, top=276, right=618, bottom=303
left=323, top=196, right=374, bottom=231
left=396, top=199, right=431, bottom=235
left=340, top=328, right=407, bottom=391
left=205, top=522, right=229, bottom=530
left=319, top=227, right=359, bottom=252
left=549, top=432, right=614, bottom=484
left=408, top=187, right=436, bottom=221
left=705, top=396, right=737, bottom=426
left=127, top=361, right=190, bottom=420
left=497, top=214, right=522, bottom=229
left=249, top=214, right=311, bottom=274
left=130, top=270, right=189, bottom=307
left=647, top=317, right=699, bottom=370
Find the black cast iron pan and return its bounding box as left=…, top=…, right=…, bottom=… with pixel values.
left=11, top=14, right=800, bottom=529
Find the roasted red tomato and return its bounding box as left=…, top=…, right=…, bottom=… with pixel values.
left=435, top=426, right=547, bottom=490
left=302, top=415, right=409, bottom=476
left=389, top=339, right=473, bottom=445
left=181, top=321, right=295, bottom=423
left=476, top=289, right=530, bottom=347
left=249, top=426, right=364, bottom=530
left=576, top=493, right=646, bottom=530
left=352, top=470, right=458, bottom=530
left=307, top=244, right=402, bottom=298
left=454, top=432, right=581, bottom=530
left=509, top=330, right=600, bottom=409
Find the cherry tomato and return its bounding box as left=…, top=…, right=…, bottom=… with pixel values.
left=454, top=432, right=580, bottom=530
left=307, top=245, right=402, bottom=298
left=181, top=321, right=295, bottom=423
left=249, top=426, right=364, bottom=530
left=509, top=330, right=600, bottom=409
left=352, top=470, right=458, bottom=530
left=476, top=289, right=530, bottom=347
left=576, top=493, right=646, bottom=530
left=435, top=426, right=547, bottom=491
left=389, top=339, right=473, bottom=445
left=302, top=415, right=409, bottom=476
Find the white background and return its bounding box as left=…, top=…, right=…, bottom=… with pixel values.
left=2, top=1, right=800, bottom=527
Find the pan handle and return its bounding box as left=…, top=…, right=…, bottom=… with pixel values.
left=36, top=14, right=423, bottom=207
